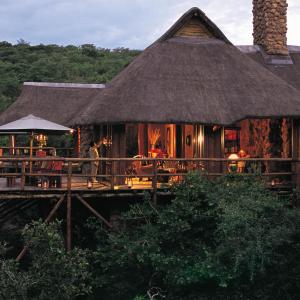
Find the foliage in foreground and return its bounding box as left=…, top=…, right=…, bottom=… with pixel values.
left=90, top=173, right=300, bottom=299
left=0, top=221, right=91, bottom=300
left=1, top=173, right=300, bottom=299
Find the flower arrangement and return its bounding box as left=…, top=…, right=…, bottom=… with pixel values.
left=149, top=128, right=160, bottom=148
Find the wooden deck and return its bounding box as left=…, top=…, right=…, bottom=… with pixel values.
left=0, top=156, right=295, bottom=259
left=0, top=177, right=171, bottom=194
left=0, top=156, right=295, bottom=202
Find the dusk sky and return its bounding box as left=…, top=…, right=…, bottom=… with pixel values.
left=1, top=0, right=299, bottom=49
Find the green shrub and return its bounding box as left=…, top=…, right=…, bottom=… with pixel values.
left=89, top=172, right=300, bottom=299
left=0, top=220, right=92, bottom=300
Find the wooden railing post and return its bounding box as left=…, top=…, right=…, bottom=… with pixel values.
left=21, top=160, right=26, bottom=190
left=152, top=159, right=158, bottom=205
left=110, top=160, right=115, bottom=190
left=66, top=161, right=72, bottom=252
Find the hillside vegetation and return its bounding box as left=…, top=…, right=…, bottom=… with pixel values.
left=0, top=40, right=140, bottom=112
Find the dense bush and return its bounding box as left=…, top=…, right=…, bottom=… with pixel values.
left=89, top=173, right=300, bottom=299
left=0, top=220, right=92, bottom=300
left=1, top=173, right=300, bottom=299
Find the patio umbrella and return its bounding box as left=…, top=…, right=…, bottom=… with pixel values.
left=0, top=114, right=72, bottom=134
left=0, top=114, right=73, bottom=171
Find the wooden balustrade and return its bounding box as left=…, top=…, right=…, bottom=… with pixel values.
left=0, top=157, right=295, bottom=198
left=0, top=146, right=74, bottom=157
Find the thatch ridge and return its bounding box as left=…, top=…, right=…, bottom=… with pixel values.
left=157, top=7, right=232, bottom=45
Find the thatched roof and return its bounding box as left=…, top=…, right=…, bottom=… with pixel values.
left=0, top=82, right=105, bottom=126
left=74, top=7, right=300, bottom=126
left=239, top=45, right=300, bottom=93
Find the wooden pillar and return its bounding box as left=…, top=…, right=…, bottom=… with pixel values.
left=152, top=159, right=158, bottom=205
left=66, top=161, right=72, bottom=251
left=9, top=135, right=16, bottom=155
left=138, top=124, right=148, bottom=156
left=112, top=124, right=126, bottom=186
left=204, top=126, right=223, bottom=173
left=79, top=125, right=94, bottom=158
left=76, top=127, right=81, bottom=158
left=292, top=119, right=300, bottom=187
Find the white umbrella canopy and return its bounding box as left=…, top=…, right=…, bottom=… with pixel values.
left=0, top=114, right=72, bottom=134
left=0, top=115, right=73, bottom=168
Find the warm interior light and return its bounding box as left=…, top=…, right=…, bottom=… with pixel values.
left=70, top=129, right=74, bottom=134
left=228, top=153, right=239, bottom=160
left=35, top=134, right=47, bottom=147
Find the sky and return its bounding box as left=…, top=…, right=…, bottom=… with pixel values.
left=0, top=0, right=299, bottom=49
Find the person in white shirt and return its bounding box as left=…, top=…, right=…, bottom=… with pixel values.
left=89, top=141, right=100, bottom=182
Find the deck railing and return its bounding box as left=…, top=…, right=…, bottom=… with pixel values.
left=0, top=157, right=295, bottom=200
left=0, top=146, right=74, bottom=157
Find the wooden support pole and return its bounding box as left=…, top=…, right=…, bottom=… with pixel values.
left=45, top=194, right=66, bottom=223
left=29, top=134, right=34, bottom=174
left=110, top=161, right=115, bottom=190
left=16, top=193, right=66, bottom=261
left=75, top=194, right=112, bottom=228
left=66, top=161, right=72, bottom=252
left=77, top=127, right=81, bottom=158
left=21, top=161, right=26, bottom=190
left=152, top=159, right=158, bottom=206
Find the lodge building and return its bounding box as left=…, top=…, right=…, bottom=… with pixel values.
left=1, top=1, right=300, bottom=187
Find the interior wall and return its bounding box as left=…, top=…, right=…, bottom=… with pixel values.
left=238, top=118, right=292, bottom=158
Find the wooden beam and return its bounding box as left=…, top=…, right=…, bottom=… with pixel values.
left=152, top=160, right=158, bottom=206
left=66, top=162, right=72, bottom=252
left=75, top=194, right=112, bottom=228
left=20, top=161, right=26, bottom=190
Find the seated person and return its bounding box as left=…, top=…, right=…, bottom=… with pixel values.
left=47, top=149, right=63, bottom=188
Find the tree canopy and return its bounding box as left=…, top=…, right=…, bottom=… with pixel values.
left=0, top=41, right=140, bottom=112
left=1, top=173, right=300, bottom=299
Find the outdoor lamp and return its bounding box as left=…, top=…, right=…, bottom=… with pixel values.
left=228, top=153, right=239, bottom=172
left=35, top=134, right=47, bottom=147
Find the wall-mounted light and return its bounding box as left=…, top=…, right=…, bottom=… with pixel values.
left=186, top=135, right=191, bottom=146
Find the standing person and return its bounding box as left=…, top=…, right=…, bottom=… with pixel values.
left=237, top=149, right=250, bottom=173
left=48, top=148, right=63, bottom=188
left=89, top=141, right=99, bottom=183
